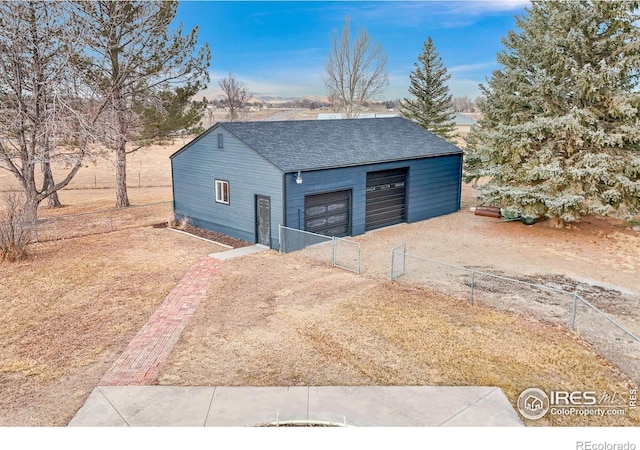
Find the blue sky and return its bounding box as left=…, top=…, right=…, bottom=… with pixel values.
left=174, top=1, right=530, bottom=100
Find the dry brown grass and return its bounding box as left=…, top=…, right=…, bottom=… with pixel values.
left=33, top=201, right=173, bottom=243
left=159, top=251, right=638, bottom=427
left=0, top=141, right=180, bottom=193
left=0, top=141, right=179, bottom=222
left=0, top=227, right=225, bottom=426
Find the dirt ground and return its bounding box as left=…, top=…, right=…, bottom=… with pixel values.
left=353, top=206, right=640, bottom=384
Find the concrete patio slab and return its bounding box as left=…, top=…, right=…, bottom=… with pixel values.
left=69, top=386, right=216, bottom=427
left=206, top=386, right=309, bottom=426
left=67, top=388, right=129, bottom=427
left=68, top=386, right=524, bottom=427
left=307, top=386, right=520, bottom=426
left=441, top=387, right=521, bottom=426
left=209, top=244, right=269, bottom=260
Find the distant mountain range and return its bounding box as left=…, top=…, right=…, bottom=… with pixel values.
left=244, top=94, right=394, bottom=106
left=246, top=94, right=331, bottom=104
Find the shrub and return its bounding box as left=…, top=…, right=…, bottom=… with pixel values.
left=175, top=215, right=191, bottom=230
left=0, top=192, right=33, bottom=262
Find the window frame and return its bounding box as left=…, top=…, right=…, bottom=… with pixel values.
left=217, top=133, right=224, bottom=149
left=214, top=179, right=230, bottom=205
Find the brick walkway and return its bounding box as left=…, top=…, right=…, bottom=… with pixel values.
left=100, top=257, right=223, bottom=386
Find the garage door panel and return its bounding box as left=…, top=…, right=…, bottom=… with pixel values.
left=365, top=168, right=407, bottom=232
left=366, top=207, right=406, bottom=222
left=366, top=192, right=406, bottom=206
left=365, top=188, right=405, bottom=198
left=366, top=217, right=404, bottom=229
left=304, top=190, right=351, bottom=237
left=366, top=173, right=406, bottom=185
left=366, top=214, right=405, bottom=229
left=366, top=203, right=406, bottom=216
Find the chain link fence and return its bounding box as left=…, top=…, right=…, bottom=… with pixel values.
left=279, top=225, right=361, bottom=274
left=18, top=201, right=173, bottom=243
left=390, top=245, right=640, bottom=383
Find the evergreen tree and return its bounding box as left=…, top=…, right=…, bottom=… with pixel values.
left=136, top=85, right=206, bottom=140
left=401, top=37, right=456, bottom=141
left=465, top=1, right=640, bottom=225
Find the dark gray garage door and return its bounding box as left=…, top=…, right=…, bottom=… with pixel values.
left=304, top=190, right=351, bottom=237
left=365, top=168, right=407, bottom=231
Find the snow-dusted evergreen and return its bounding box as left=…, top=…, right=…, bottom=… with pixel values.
left=464, top=1, right=640, bottom=223
left=401, top=37, right=456, bottom=141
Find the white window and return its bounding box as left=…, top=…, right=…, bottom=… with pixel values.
left=214, top=179, right=229, bottom=204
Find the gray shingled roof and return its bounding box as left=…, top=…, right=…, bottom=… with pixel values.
left=454, top=112, right=478, bottom=126
left=218, top=117, right=462, bottom=173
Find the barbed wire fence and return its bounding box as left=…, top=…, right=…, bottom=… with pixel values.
left=0, top=173, right=172, bottom=192
left=15, top=201, right=173, bottom=243
left=390, top=244, right=640, bottom=384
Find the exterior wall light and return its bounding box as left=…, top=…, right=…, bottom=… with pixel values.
left=296, top=171, right=303, bottom=184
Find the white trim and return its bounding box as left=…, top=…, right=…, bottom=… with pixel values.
left=214, top=179, right=230, bottom=204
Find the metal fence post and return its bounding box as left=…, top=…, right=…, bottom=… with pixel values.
left=278, top=225, right=283, bottom=253
left=469, top=271, right=475, bottom=305
left=332, top=237, right=337, bottom=267
left=570, top=293, right=578, bottom=331
left=390, top=248, right=395, bottom=281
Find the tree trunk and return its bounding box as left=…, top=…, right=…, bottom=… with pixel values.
left=115, top=141, right=130, bottom=208
left=42, top=161, right=62, bottom=208
left=23, top=192, right=40, bottom=224
left=47, top=190, right=62, bottom=208
left=544, top=217, right=566, bottom=228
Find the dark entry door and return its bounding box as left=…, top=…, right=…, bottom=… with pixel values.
left=365, top=168, right=408, bottom=231
left=256, top=195, right=271, bottom=246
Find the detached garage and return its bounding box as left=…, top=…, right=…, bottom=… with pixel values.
left=170, top=117, right=463, bottom=249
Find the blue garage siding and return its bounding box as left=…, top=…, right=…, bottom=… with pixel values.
left=284, top=154, right=461, bottom=237
left=171, top=128, right=283, bottom=248
left=406, top=153, right=463, bottom=222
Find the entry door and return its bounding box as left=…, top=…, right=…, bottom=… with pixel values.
left=255, top=195, right=271, bottom=246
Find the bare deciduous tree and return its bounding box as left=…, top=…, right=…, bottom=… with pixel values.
left=0, top=1, right=94, bottom=220
left=219, top=73, right=249, bottom=122
left=324, top=17, right=389, bottom=118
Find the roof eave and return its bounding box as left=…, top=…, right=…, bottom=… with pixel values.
left=285, top=150, right=464, bottom=173
left=169, top=122, right=223, bottom=160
